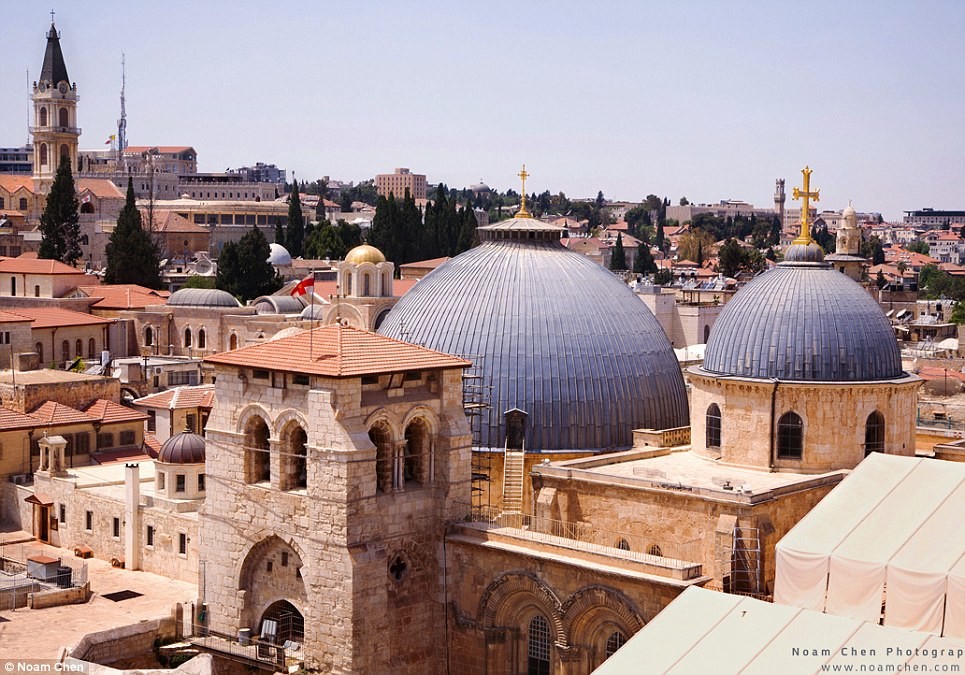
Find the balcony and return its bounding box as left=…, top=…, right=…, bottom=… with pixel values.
left=29, top=126, right=82, bottom=135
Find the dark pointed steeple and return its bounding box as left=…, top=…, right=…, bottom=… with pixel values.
left=40, top=19, right=70, bottom=85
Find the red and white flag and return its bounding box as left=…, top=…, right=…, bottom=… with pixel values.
left=290, top=273, right=315, bottom=297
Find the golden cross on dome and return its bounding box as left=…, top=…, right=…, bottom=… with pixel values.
left=517, top=164, right=532, bottom=218
left=792, top=165, right=820, bottom=245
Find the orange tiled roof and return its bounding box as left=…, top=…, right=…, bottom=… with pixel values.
left=7, top=307, right=113, bottom=329
left=0, top=175, right=34, bottom=194
left=28, top=401, right=94, bottom=425
left=76, top=284, right=169, bottom=310
left=91, top=447, right=154, bottom=464
left=84, top=399, right=147, bottom=424
left=205, top=324, right=470, bottom=377
left=75, top=179, right=123, bottom=199
left=393, top=278, right=418, bottom=297
left=400, top=257, right=451, bottom=270
left=134, top=384, right=215, bottom=410
left=0, top=257, right=88, bottom=275
left=0, top=407, right=44, bottom=431
left=143, top=433, right=161, bottom=458
left=0, top=310, right=34, bottom=324
left=148, top=210, right=210, bottom=234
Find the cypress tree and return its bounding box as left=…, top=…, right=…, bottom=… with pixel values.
left=634, top=243, right=657, bottom=275
left=610, top=233, right=627, bottom=270
left=39, top=155, right=82, bottom=265
left=286, top=180, right=304, bottom=258
left=216, top=227, right=281, bottom=302
left=104, top=177, right=162, bottom=288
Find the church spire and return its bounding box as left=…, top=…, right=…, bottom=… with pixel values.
left=40, top=15, right=70, bottom=86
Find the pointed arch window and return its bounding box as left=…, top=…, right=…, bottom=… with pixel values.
left=865, top=411, right=885, bottom=456
left=605, top=631, right=627, bottom=658
left=706, top=403, right=722, bottom=448
left=40, top=144, right=48, bottom=166
left=59, top=107, right=69, bottom=127
left=39, top=108, right=48, bottom=126
left=184, top=327, right=192, bottom=348
left=777, top=411, right=803, bottom=459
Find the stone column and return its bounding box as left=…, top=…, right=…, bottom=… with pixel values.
left=125, top=463, right=141, bottom=570
left=37, top=435, right=68, bottom=477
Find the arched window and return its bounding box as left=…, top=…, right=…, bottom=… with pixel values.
left=605, top=631, right=627, bottom=658
left=35, top=342, right=43, bottom=363
left=198, top=329, right=206, bottom=349
left=528, top=615, right=551, bottom=675
left=229, top=333, right=238, bottom=350
left=343, top=272, right=352, bottom=296
left=60, top=144, right=69, bottom=161
left=88, top=338, right=96, bottom=359
left=243, top=416, right=271, bottom=484
left=648, top=544, right=663, bottom=557
left=281, top=423, right=308, bottom=491
left=403, top=418, right=430, bottom=486
left=363, top=273, right=371, bottom=297
left=380, top=272, right=388, bottom=297
left=40, top=144, right=48, bottom=166
left=59, top=107, right=68, bottom=127
left=39, top=108, right=48, bottom=126
left=145, top=326, right=154, bottom=346
left=61, top=340, right=70, bottom=363
left=706, top=403, right=721, bottom=448
left=184, top=327, right=192, bottom=348
left=80, top=202, right=94, bottom=214
left=75, top=339, right=82, bottom=357
left=369, top=423, right=393, bottom=493
left=777, top=411, right=804, bottom=459
left=703, top=324, right=711, bottom=343
left=18, top=198, right=26, bottom=210
left=616, top=539, right=630, bottom=551
left=34, top=285, right=40, bottom=298
left=865, top=411, right=885, bottom=456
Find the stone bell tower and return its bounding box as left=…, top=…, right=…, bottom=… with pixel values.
left=31, top=14, right=80, bottom=194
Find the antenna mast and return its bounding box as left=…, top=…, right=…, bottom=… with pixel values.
left=117, top=53, right=127, bottom=162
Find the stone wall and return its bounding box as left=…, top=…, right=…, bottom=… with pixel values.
left=69, top=615, right=177, bottom=666
left=689, top=371, right=920, bottom=472
left=28, top=581, right=91, bottom=608
left=0, top=373, right=119, bottom=414
left=446, top=529, right=698, bottom=674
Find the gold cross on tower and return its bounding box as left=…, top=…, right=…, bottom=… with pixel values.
left=517, top=164, right=532, bottom=218
left=791, top=165, right=820, bottom=245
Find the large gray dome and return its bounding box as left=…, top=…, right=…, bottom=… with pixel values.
left=378, top=218, right=689, bottom=451
left=702, top=261, right=903, bottom=381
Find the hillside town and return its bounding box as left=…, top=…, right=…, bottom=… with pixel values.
left=0, top=13, right=963, bottom=675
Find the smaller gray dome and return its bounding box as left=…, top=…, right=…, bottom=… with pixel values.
left=158, top=430, right=206, bottom=464
left=268, top=243, right=292, bottom=265
left=300, top=303, right=326, bottom=320
left=168, top=288, right=241, bottom=308
left=252, top=295, right=305, bottom=315
left=783, top=241, right=825, bottom=263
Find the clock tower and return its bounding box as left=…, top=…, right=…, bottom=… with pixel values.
left=31, top=16, right=80, bottom=193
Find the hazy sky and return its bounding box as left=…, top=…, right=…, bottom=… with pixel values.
left=2, top=1, right=963, bottom=220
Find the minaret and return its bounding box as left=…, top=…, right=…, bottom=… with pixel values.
left=837, top=202, right=861, bottom=256
left=31, top=14, right=80, bottom=193
left=773, top=178, right=786, bottom=226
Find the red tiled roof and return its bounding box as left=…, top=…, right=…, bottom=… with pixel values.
left=393, top=278, right=419, bottom=297
left=0, top=175, right=34, bottom=194
left=76, top=284, right=169, bottom=310
left=29, top=401, right=94, bottom=425
left=90, top=447, right=154, bottom=464
left=205, top=324, right=470, bottom=377
left=84, top=399, right=147, bottom=424
left=0, top=407, right=44, bottom=431
left=400, top=257, right=451, bottom=270
left=6, top=307, right=113, bottom=329
left=0, top=311, right=33, bottom=324
left=143, top=433, right=161, bottom=458
left=148, top=210, right=210, bottom=234
left=0, top=257, right=88, bottom=275
left=134, top=385, right=215, bottom=410
left=75, top=179, right=123, bottom=199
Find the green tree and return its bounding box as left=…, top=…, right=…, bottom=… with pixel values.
left=216, top=227, right=282, bottom=302
left=875, top=270, right=887, bottom=289
left=274, top=219, right=285, bottom=249
left=679, top=196, right=689, bottom=206
left=609, top=233, right=627, bottom=271
left=906, top=239, right=930, bottom=255
left=951, top=302, right=965, bottom=325
left=861, top=235, right=886, bottom=265
left=718, top=238, right=744, bottom=278
left=633, top=242, right=657, bottom=275
left=654, top=268, right=672, bottom=285
left=304, top=220, right=347, bottom=260
left=677, top=229, right=715, bottom=263
left=104, top=178, right=162, bottom=288
left=183, top=275, right=216, bottom=289
left=286, top=181, right=305, bottom=258
left=39, top=156, right=82, bottom=265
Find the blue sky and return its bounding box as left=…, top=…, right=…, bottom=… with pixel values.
left=2, top=1, right=963, bottom=220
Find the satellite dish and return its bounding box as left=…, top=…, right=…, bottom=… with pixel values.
left=194, top=258, right=212, bottom=275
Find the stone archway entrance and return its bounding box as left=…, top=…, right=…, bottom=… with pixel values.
left=259, top=600, right=304, bottom=644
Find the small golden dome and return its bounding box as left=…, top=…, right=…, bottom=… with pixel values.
left=345, top=244, right=386, bottom=264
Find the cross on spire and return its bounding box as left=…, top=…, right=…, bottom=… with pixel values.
left=50, top=9, right=55, bottom=24
left=792, top=165, right=820, bottom=245
left=516, top=164, right=532, bottom=218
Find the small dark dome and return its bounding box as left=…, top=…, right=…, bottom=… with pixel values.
left=702, top=261, right=903, bottom=381
left=158, top=430, right=206, bottom=464
left=783, top=241, right=826, bottom=263
left=168, top=288, right=241, bottom=308
left=252, top=294, right=305, bottom=315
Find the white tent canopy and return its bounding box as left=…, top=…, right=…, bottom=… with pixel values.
left=774, top=454, right=965, bottom=637
left=596, top=586, right=965, bottom=674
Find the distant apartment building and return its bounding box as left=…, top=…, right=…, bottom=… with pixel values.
left=924, top=230, right=965, bottom=264
left=0, top=146, right=32, bottom=174
left=376, top=167, right=427, bottom=200
left=231, top=162, right=286, bottom=185
left=904, top=208, right=965, bottom=228
left=666, top=200, right=777, bottom=224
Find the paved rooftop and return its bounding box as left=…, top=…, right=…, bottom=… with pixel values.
left=0, top=528, right=197, bottom=660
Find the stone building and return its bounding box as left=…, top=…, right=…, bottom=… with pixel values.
left=824, top=202, right=868, bottom=280
left=375, top=167, right=427, bottom=201
left=200, top=324, right=472, bottom=672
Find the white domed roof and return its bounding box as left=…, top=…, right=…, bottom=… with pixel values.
left=268, top=243, right=292, bottom=265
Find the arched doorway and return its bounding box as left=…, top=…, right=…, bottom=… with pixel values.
left=259, top=599, right=304, bottom=644
left=244, top=415, right=271, bottom=483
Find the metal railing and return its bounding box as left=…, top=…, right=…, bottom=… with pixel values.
left=189, top=625, right=303, bottom=669
left=458, top=505, right=702, bottom=568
